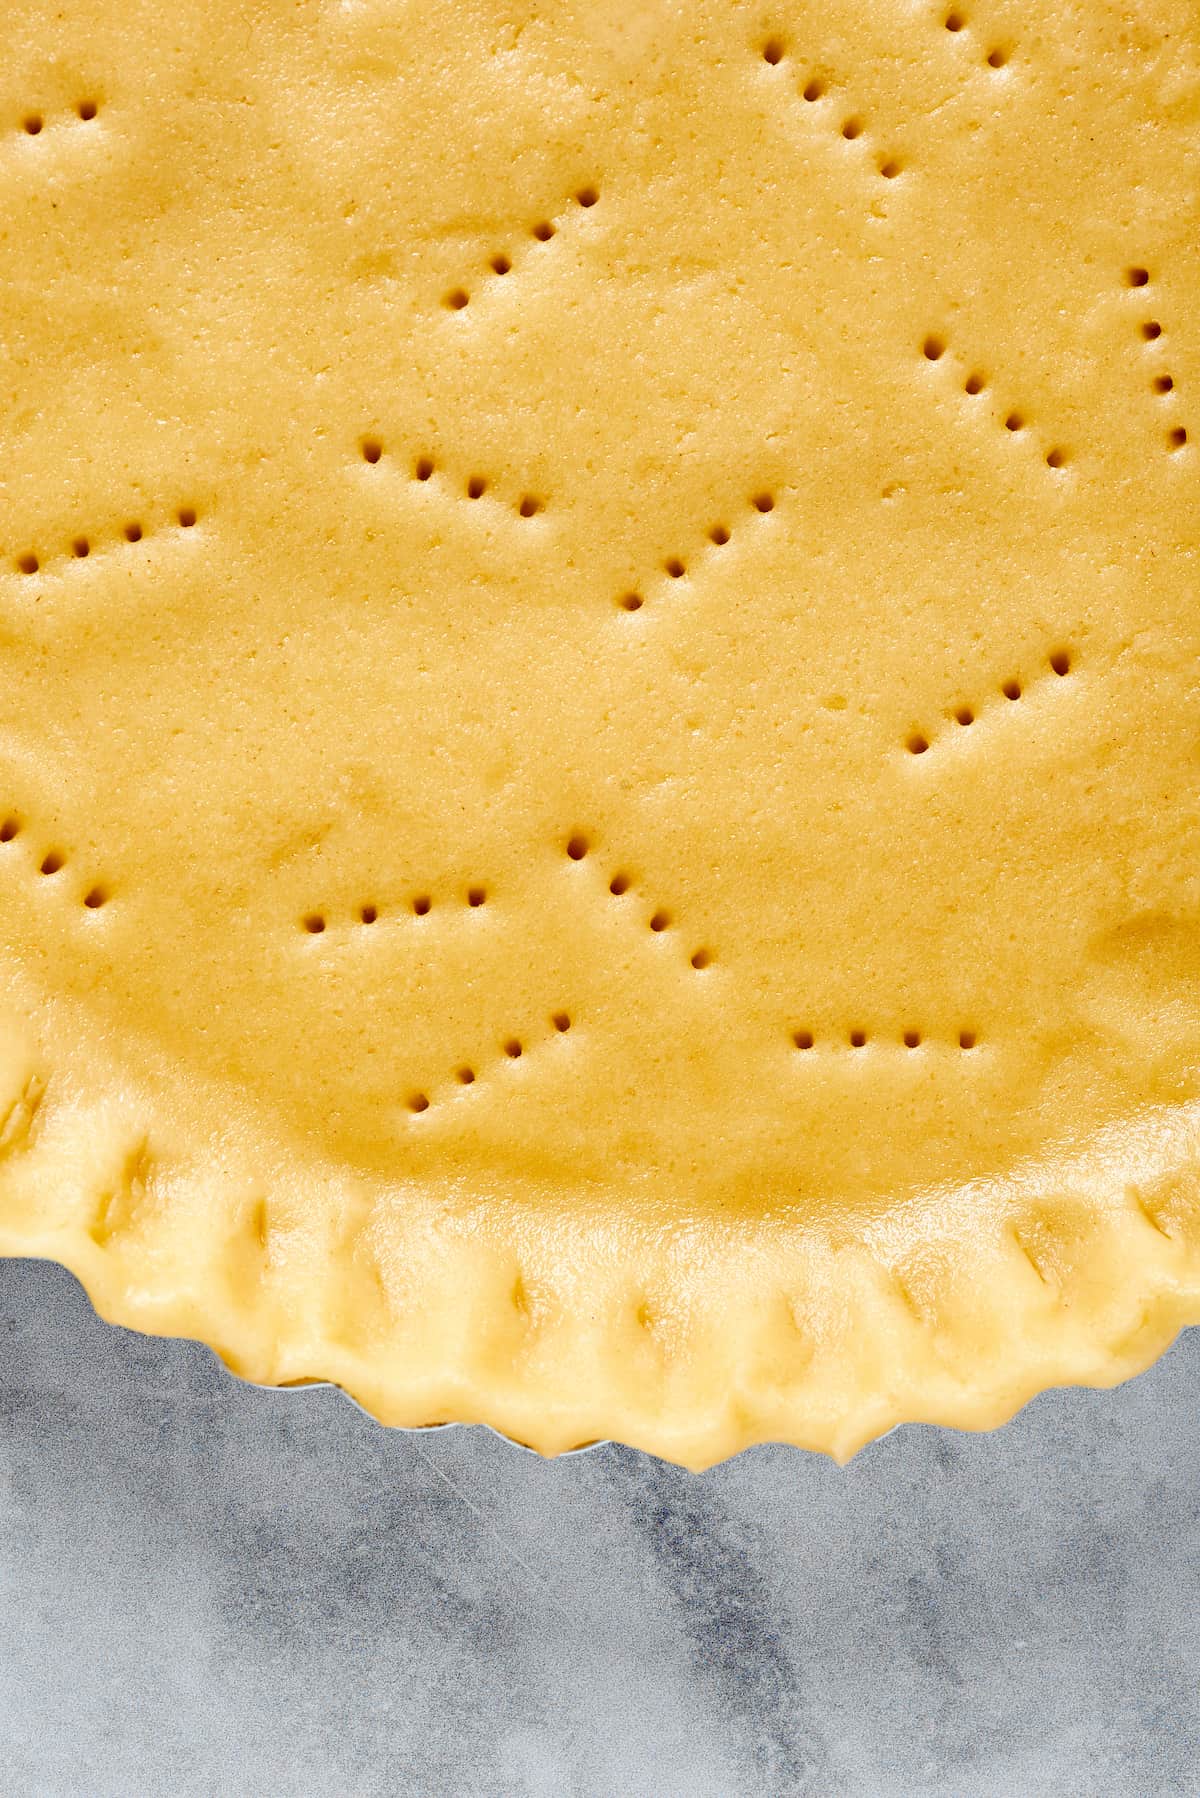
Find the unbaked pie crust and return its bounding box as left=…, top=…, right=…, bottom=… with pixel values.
left=0, top=0, right=1197, bottom=1466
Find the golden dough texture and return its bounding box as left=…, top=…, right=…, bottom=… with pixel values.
left=0, top=0, right=1198, bottom=1464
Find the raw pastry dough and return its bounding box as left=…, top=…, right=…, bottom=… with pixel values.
left=0, top=0, right=1197, bottom=1465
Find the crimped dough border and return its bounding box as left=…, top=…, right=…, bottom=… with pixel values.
left=1, top=1001, right=1197, bottom=1469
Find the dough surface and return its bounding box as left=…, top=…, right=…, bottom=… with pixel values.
left=0, top=0, right=1197, bottom=1464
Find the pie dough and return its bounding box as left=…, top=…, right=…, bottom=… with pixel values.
left=0, top=0, right=1198, bottom=1467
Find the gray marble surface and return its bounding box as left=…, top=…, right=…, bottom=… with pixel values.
left=1, top=1256, right=1197, bottom=1797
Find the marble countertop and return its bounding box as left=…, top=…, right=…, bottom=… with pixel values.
left=1, top=1255, right=1196, bottom=1796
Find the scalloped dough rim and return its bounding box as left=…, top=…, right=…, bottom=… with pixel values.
left=2, top=1201, right=1198, bottom=1472
left=2, top=1020, right=1199, bottom=1471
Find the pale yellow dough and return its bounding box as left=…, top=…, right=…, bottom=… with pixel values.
left=0, top=0, right=1198, bottom=1466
